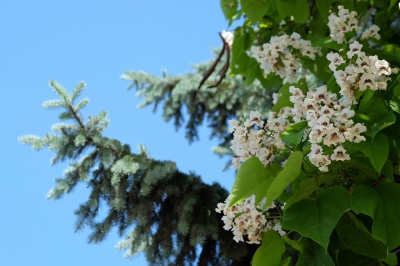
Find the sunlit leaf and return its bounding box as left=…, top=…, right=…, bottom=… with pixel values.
left=252, top=230, right=285, bottom=266
left=264, top=151, right=302, bottom=206
left=229, top=157, right=280, bottom=207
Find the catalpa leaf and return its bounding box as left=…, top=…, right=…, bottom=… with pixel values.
left=241, top=0, right=269, bottom=23
left=345, top=132, right=389, bottom=174
left=229, top=157, right=280, bottom=207
left=351, top=183, right=400, bottom=250
left=336, top=212, right=388, bottom=259
left=252, top=230, right=285, bottom=266
left=281, top=186, right=350, bottom=250
left=264, top=151, right=303, bottom=206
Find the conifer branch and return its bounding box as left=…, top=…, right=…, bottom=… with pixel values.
left=122, top=52, right=276, bottom=145
left=20, top=83, right=258, bottom=265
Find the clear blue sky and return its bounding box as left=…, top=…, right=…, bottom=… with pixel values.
left=1, top=1, right=236, bottom=265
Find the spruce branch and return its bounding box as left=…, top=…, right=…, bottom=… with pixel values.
left=122, top=50, right=276, bottom=145
left=20, top=82, right=257, bottom=265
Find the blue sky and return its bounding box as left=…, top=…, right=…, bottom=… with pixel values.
left=1, top=1, right=236, bottom=265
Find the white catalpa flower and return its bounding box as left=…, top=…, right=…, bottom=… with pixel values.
left=216, top=195, right=284, bottom=244
left=331, top=145, right=350, bottom=161
left=360, top=25, right=381, bottom=40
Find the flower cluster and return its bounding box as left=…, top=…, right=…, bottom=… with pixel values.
left=328, top=6, right=359, bottom=44
left=250, top=33, right=321, bottom=83
left=289, top=85, right=367, bottom=171
left=360, top=25, right=381, bottom=41
left=229, top=109, right=294, bottom=169
left=328, top=41, right=392, bottom=99
left=328, top=6, right=381, bottom=43
left=215, top=195, right=285, bottom=244
left=219, top=5, right=397, bottom=245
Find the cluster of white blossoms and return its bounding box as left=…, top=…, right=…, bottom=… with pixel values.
left=289, top=85, right=367, bottom=171
left=215, top=195, right=285, bottom=244
left=250, top=32, right=321, bottom=83
left=360, top=25, right=381, bottom=41
left=229, top=109, right=294, bottom=169
left=328, top=41, right=393, bottom=99
left=328, top=6, right=381, bottom=43
left=219, top=5, right=397, bottom=244
left=328, top=6, right=359, bottom=44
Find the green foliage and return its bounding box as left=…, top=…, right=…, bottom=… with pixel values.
left=335, top=212, right=387, bottom=259
left=276, top=0, right=310, bottom=23
left=351, top=183, right=400, bottom=250
left=229, top=157, right=280, bottom=206
left=296, top=241, right=335, bottom=266
left=21, top=0, right=400, bottom=265
left=241, top=0, right=269, bottom=23
left=280, top=121, right=308, bottom=147
left=220, top=0, right=239, bottom=24
left=345, top=133, right=389, bottom=174
left=218, top=1, right=400, bottom=264
left=281, top=186, right=350, bottom=250
left=264, top=151, right=302, bottom=207
left=252, top=230, right=285, bottom=266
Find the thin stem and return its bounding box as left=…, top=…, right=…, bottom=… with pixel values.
left=68, top=104, right=85, bottom=129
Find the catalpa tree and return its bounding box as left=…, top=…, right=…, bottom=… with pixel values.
left=20, top=0, right=400, bottom=265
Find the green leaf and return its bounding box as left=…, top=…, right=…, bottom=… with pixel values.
left=220, top=0, right=238, bottom=21
left=312, top=36, right=343, bottom=50
left=341, top=156, right=376, bottom=182
left=351, top=184, right=400, bottom=250
left=279, top=257, right=291, bottom=266
left=271, top=83, right=293, bottom=112
left=241, top=0, right=270, bottom=23
left=296, top=241, right=335, bottom=266
left=368, top=111, right=396, bottom=139
left=389, top=0, right=398, bottom=13
left=359, top=93, right=389, bottom=132
left=252, top=230, right=285, bottom=266
left=276, top=0, right=309, bottom=23
left=316, top=0, right=331, bottom=20
left=285, top=176, right=323, bottom=209
left=230, top=27, right=255, bottom=74
left=264, top=151, right=302, bottom=206
left=280, top=121, right=308, bottom=146
left=335, top=212, right=388, bottom=259
left=283, top=236, right=307, bottom=252
left=229, top=157, right=280, bottom=207
left=389, top=85, right=400, bottom=114
left=381, top=160, right=394, bottom=180
left=382, top=253, right=398, bottom=266
left=345, top=132, right=389, bottom=174
left=336, top=249, right=377, bottom=266
left=281, top=186, right=350, bottom=250
left=389, top=97, right=400, bottom=114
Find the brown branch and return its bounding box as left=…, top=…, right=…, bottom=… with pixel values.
left=208, top=34, right=231, bottom=89
left=197, top=33, right=228, bottom=91
left=68, top=104, right=85, bottom=129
